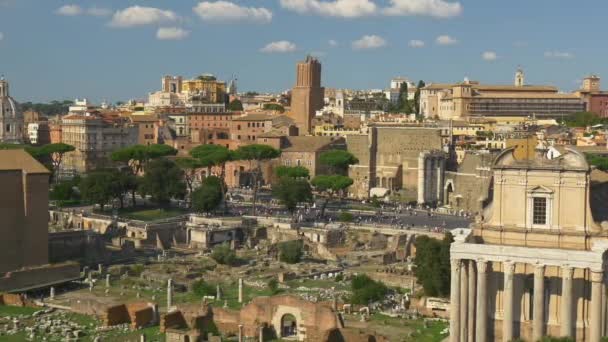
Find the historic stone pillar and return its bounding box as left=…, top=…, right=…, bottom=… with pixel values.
left=503, top=262, right=515, bottom=342
left=460, top=260, right=468, bottom=341
left=560, top=266, right=574, bottom=337
left=476, top=260, right=488, bottom=342
left=533, top=265, right=545, bottom=341
left=216, top=284, right=222, bottom=301
left=468, top=262, right=476, bottom=342
left=591, top=270, right=604, bottom=342
left=417, top=153, right=426, bottom=204
left=238, top=278, right=244, bottom=303
left=450, top=259, right=461, bottom=342
left=106, top=274, right=111, bottom=288
left=167, top=279, right=173, bottom=309
left=50, top=287, right=55, bottom=300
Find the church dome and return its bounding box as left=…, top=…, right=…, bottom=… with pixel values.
left=0, top=77, right=24, bottom=143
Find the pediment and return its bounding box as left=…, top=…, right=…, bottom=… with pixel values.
left=527, top=185, right=553, bottom=194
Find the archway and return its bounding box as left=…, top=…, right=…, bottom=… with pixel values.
left=280, top=314, right=297, bottom=338
left=444, top=181, right=455, bottom=206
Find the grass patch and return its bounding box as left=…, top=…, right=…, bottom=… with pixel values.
left=97, top=206, right=189, bottom=221
left=0, top=305, right=39, bottom=316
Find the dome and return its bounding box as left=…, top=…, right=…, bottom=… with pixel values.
left=0, top=78, right=24, bottom=144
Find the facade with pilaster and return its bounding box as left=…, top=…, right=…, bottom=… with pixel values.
left=449, top=147, right=608, bottom=341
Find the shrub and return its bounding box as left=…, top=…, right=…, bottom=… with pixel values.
left=192, top=279, right=215, bottom=297
left=268, top=278, right=279, bottom=294
left=211, top=243, right=237, bottom=266
left=335, top=273, right=344, bottom=282
left=278, top=240, right=304, bottom=264
left=350, top=274, right=388, bottom=305
left=130, top=264, right=145, bottom=277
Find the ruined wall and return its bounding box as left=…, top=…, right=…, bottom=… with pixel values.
left=324, top=328, right=389, bottom=342
left=160, top=312, right=187, bottom=333
left=102, top=305, right=131, bottom=327
left=0, top=294, right=26, bottom=306
left=126, top=303, right=155, bottom=329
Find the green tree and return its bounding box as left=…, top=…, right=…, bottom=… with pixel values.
left=272, top=177, right=313, bottom=214
left=80, top=171, right=114, bottom=211
left=111, top=144, right=177, bottom=175
left=268, top=278, right=279, bottom=294
left=413, top=233, right=453, bottom=297
left=538, top=337, right=575, bottom=342
left=414, top=80, right=425, bottom=116
left=563, top=111, right=608, bottom=127
left=311, top=175, right=353, bottom=218
left=192, top=279, right=216, bottom=297
left=211, top=243, right=237, bottom=265
left=39, top=143, right=76, bottom=183
left=587, top=154, right=608, bottom=171
left=50, top=179, right=80, bottom=206
left=190, top=144, right=233, bottom=211
left=278, top=240, right=304, bottom=264
left=138, top=159, right=186, bottom=206
left=108, top=169, right=137, bottom=209
left=192, top=176, right=223, bottom=214
left=397, top=82, right=411, bottom=113
left=350, top=275, right=389, bottom=305
left=20, top=100, right=73, bottom=117
left=233, top=144, right=281, bottom=215
left=274, top=165, right=310, bottom=179
left=262, top=103, right=285, bottom=113
left=338, top=211, right=354, bottom=222
left=227, top=99, right=244, bottom=111
left=318, top=150, right=358, bottom=175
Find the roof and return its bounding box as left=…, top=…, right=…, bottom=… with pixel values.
left=281, top=136, right=344, bottom=152
left=130, top=114, right=158, bottom=123
left=232, top=113, right=276, bottom=122
left=258, top=130, right=286, bottom=138
left=0, top=149, right=50, bottom=174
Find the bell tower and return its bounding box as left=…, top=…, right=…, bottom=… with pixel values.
left=514, top=67, right=525, bottom=87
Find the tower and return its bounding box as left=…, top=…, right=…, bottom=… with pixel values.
left=515, top=67, right=525, bottom=87
left=0, top=76, right=23, bottom=144
left=582, top=75, right=601, bottom=92
left=290, top=56, right=324, bottom=135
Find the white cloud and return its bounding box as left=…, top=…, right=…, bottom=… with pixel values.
left=87, top=7, right=112, bottom=17
left=482, top=51, right=498, bottom=61
left=352, top=35, right=386, bottom=50
left=279, top=0, right=377, bottom=18
left=260, top=41, right=297, bottom=53
left=193, top=1, right=272, bottom=23
left=157, top=27, right=190, bottom=40
left=56, top=4, right=82, bottom=16
left=110, top=6, right=179, bottom=28
left=409, top=39, right=425, bottom=48
left=328, top=39, right=338, bottom=47
left=436, top=34, right=458, bottom=45
left=544, top=51, right=574, bottom=59
left=383, top=0, right=462, bottom=18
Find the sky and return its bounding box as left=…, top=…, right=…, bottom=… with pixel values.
left=0, top=0, right=606, bottom=103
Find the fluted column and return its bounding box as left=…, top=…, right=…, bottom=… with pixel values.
left=460, top=260, right=468, bottom=341
left=533, top=265, right=545, bottom=341
left=468, top=261, right=476, bottom=342
left=450, top=259, right=461, bottom=342
left=503, top=262, right=515, bottom=342
left=476, top=260, right=488, bottom=342
left=560, top=266, right=574, bottom=337
left=590, top=270, right=604, bottom=342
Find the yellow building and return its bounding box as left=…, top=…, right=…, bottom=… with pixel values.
left=181, top=75, right=227, bottom=104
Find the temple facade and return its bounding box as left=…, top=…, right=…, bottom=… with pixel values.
left=450, top=147, right=608, bottom=341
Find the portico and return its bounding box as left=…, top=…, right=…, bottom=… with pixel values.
left=450, top=228, right=608, bottom=342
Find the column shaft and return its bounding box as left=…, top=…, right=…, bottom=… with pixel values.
left=560, top=267, right=573, bottom=338
left=460, top=260, right=468, bottom=341
left=476, top=260, right=488, bottom=342
left=503, top=262, right=515, bottom=342
left=591, top=271, right=603, bottom=342
left=450, top=259, right=461, bottom=342
left=533, top=265, right=545, bottom=341
left=468, top=262, right=476, bottom=342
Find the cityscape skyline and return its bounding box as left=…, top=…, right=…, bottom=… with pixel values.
left=0, top=0, right=605, bottom=102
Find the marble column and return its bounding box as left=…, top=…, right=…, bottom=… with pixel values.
left=460, top=261, right=468, bottom=341
left=238, top=278, right=244, bottom=303
left=503, top=262, right=515, bottom=342
left=560, top=266, right=573, bottom=337
left=238, top=324, right=244, bottom=342
left=468, top=262, right=476, bottom=342
left=450, top=259, right=461, bottom=342
left=167, top=279, right=173, bottom=309
left=533, top=265, right=545, bottom=341
left=476, top=260, right=488, bottom=342
left=590, top=270, right=604, bottom=342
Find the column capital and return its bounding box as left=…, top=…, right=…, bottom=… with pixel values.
left=450, top=258, right=462, bottom=269
left=591, top=270, right=604, bottom=283
left=534, top=264, right=545, bottom=277
left=476, top=259, right=489, bottom=273
left=562, top=266, right=574, bottom=280
left=503, top=261, right=515, bottom=274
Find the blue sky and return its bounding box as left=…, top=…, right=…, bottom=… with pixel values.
left=0, top=0, right=605, bottom=103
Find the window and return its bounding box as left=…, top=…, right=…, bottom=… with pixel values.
left=533, top=197, right=547, bottom=225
